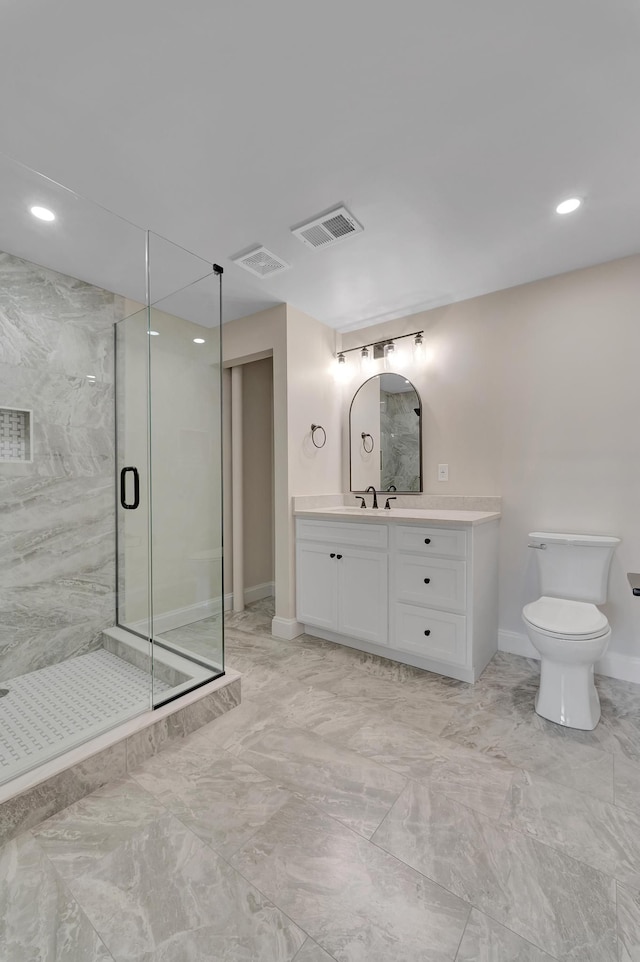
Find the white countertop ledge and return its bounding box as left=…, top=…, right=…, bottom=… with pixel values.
left=294, top=507, right=501, bottom=526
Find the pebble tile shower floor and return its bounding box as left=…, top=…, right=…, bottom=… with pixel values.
left=2, top=598, right=640, bottom=960
left=0, top=650, right=169, bottom=782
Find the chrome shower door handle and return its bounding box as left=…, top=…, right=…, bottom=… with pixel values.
left=120, top=466, right=140, bottom=510
left=528, top=543, right=547, bottom=549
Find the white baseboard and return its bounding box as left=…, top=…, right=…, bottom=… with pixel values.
left=498, top=629, right=640, bottom=685
left=223, top=582, right=274, bottom=612
left=271, top=616, right=304, bottom=640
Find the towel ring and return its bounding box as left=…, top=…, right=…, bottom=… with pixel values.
left=361, top=432, right=374, bottom=454
left=311, top=424, right=326, bottom=449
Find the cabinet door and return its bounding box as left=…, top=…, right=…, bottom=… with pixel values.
left=393, top=603, right=467, bottom=666
left=338, top=548, right=388, bottom=645
left=296, top=542, right=339, bottom=630
left=395, top=554, right=466, bottom=612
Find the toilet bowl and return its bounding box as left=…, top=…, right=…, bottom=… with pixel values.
left=522, top=532, right=620, bottom=731
left=523, top=597, right=611, bottom=729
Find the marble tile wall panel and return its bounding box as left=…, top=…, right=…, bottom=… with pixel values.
left=0, top=251, right=117, bottom=681
left=380, top=387, right=421, bottom=491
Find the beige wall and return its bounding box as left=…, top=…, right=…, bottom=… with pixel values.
left=222, top=302, right=341, bottom=628
left=340, top=255, right=640, bottom=661
left=242, top=357, right=274, bottom=591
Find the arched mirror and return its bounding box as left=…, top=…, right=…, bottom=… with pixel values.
left=349, top=373, right=422, bottom=492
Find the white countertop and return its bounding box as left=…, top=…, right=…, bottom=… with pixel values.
left=294, top=506, right=501, bottom=526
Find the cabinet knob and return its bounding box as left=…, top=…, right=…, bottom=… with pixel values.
left=330, top=553, right=336, bottom=558
left=424, top=538, right=431, bottom=544
left=423, top=577, right=431, bottom=584
left=337, top=554, right=342, bottom=560
left=424, top=629, right=431, bottom=636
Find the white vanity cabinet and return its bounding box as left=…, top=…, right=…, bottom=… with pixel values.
left=295, top=519, right=388, bottom=645
left=295, top=510, right=500, bottom=682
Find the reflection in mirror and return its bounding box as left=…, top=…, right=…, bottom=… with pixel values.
left=350, top=373, right=422, bottom=493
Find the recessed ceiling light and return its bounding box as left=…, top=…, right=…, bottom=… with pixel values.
left=555, top=197, right=582, bottom=215
left=193, top=338, right=205, bottom=344
left=147, top=330, right=160, bottom=336
left=30, top=205, right=56, bottom=222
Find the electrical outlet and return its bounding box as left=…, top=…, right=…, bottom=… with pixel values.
left=438, top=463, right=449, bottom=482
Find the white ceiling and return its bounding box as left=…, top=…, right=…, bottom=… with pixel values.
left=1, top=0, right=639, bottom=330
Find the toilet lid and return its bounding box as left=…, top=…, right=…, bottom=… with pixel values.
left=523, top=596, right=609, bottom=637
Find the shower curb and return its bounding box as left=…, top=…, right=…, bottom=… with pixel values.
left=0, top=671, right=241, bottom=847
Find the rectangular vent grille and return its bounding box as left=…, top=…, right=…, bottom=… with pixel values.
left=292, top=205, right=363, bottom=250
left=232, top=246, right=290, bottom=279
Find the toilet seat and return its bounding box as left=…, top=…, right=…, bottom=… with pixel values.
left=523, top=596, right=609, bottom=640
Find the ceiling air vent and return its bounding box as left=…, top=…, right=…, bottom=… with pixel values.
left=231, top=246, right=290, bottom=279
left=292, top=205, right=363, bottom=250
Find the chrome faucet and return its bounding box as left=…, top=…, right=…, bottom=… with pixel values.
left=365, top=485, right=378, bottom=509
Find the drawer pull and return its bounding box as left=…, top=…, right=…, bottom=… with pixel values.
left=330, top=553, right=336, bottom=558
left=423, top=578, right=431, bottom=584
left=424, top=538, right=431, bottom=544
left=337, top=554, right=343, bottom=560
left=424, top=629, right=431, bottom=636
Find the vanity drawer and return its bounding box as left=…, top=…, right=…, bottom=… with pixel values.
left=394, top=554, right=466, bottom=612
left=393, top=603, right=467, bottom=666
left=395, top=525, right=467, bottom=559
left=296, top=518, right=388, bottom=549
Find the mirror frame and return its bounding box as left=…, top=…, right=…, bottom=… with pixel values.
left=348, top=372, right=423, bottom=494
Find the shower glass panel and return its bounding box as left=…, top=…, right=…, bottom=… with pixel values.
left=0, top=152, right=224, bottom=785
left=146, top=232, right=224, bottom=706
left=0, top=153, right=151, bottom=785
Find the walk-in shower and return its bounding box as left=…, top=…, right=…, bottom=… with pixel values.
left=0, top=153, right=229, bottom=799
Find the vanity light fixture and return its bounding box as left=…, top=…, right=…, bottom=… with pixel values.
left=414, top=332, right=425, bottom=362
left=556, top=197, right=582, bottom=215
left=193, top=338, right=206, bottom=344
left=30, top=205, right=55, bottom=222
left=335, top=329, right=425, bottom=366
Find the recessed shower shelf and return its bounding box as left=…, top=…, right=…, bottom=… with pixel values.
left=0, top=407, right=32, bottom=462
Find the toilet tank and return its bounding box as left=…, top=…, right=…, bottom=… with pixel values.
left=528, top=531, right=620, bottom=604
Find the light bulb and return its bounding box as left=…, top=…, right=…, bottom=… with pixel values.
left=414, top=332, right=425, bottom=363
left=556, top=197, right=581, bottom=215
left=360, top=346, right=374, bottom=374
left=193, top=338, right=206, bottom=344
left=30, top=205, right=55, bottom=222
left=147, top=330, right=160, bottom=336
left=334, top=353, right=349, bottom=383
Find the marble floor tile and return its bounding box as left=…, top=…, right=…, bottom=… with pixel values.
left=0, top=831, right=113, bottom=961
left=438, top=702, right=615, bottom=801
left=503, top=769, right=640, bottom=888
left=67, top=813, right=306, bottom=962
left=455, top=909, right=556, bottom=961
left=130, top=744, right=292, bottom=858
left=228, top=725, right=407, bottom=838
left=231, top=796, right=470, bottom=962
left=293, top=939, right=337, bottom=962
left=343, top=716, right=515, bottom=818
left=615, top=756, right=640, bottom=817
left=372, top=780, right=617, bottom=961
left=31, top=776, right=167, bottom=881
left=617, top=882, right=640, bottom=962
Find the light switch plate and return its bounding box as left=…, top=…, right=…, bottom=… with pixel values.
left=438, top=463, right=449, bottom=482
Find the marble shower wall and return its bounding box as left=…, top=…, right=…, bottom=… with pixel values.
left=0, top=251, right=117, bottom=681
left=380, top=388, right=421, bottom=491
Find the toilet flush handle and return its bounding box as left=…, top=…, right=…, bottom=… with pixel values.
left=528, top=542, right=547, bottom=549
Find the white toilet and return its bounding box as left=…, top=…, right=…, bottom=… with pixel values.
left=522, top=531, right=620, bottom=730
